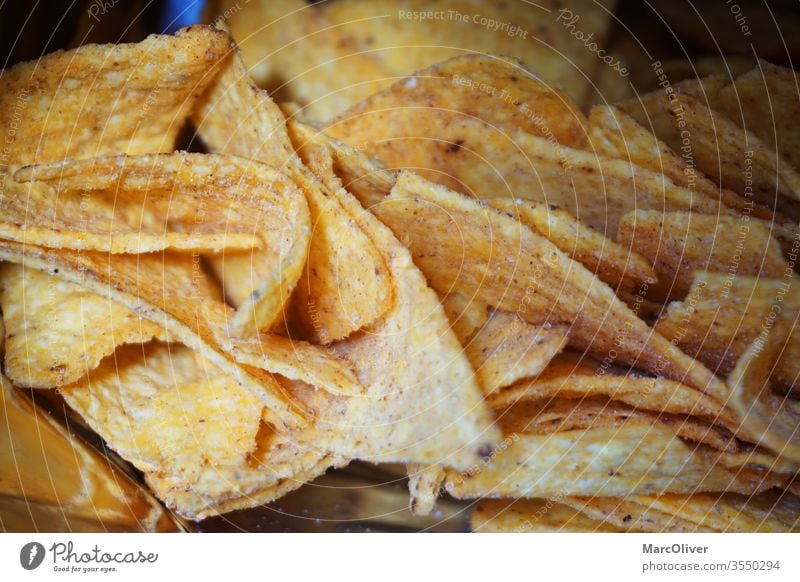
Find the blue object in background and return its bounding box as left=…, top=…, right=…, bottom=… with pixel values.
left=158, top=0, right=205, bottom=33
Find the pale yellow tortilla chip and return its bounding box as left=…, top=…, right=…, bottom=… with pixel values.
left=0, top=242, right=305, bottom=430
left=490, top=198, right=657, bottom=292
left=0, top=26, right=230, bottom=168
left=378, top=171, right=726, bottom=398
left=194, top=46, right=392, bottom=342
left=329, top=53, right=589, bottom=148
left=654, top=273, right=798, bottom=376
left=1, top=373, right=175, bottom=532
left=617, top=210, right=787, bottom=300
left=466, top=311, right=568, bottom=395
left=728, top=321, right=800, bottom=462
left=0, top=263, right=161, bottom=388
left=445, top=424, right=749, bottom=500
left=470, top=498, right=620, bottom=533
left=407, top=464, right=446, bottom=517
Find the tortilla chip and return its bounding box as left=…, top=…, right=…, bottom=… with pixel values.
left=215, top=332, right=363, bottom=397
left=654, top=273, right=798, bottom=376
left=728, top=321, right=800, bottom=462
left=617, top=210, right=787, bottom=300
left=1, top=374, right=175, bottom=531
left=319, top=0, right=615, bottom=107
left=445, top=424, right=748, bottom=500
left=619, top=85, right=800, bottom=205
left=499, top=396, right=737, bottom=452
left=470, top=498, right=620, bottom=533
left=0, top=243, right=305, bottom=430
left=466, top=311, right=568, bottom=395
left=378, top=171, right=726, bottom=398
left=329, top=53, right=589, bottom=148
left=0, top=26, right=230, bottom=168
left=60, top=341, right=344, bottom=520
left=561, top=496, right=711, bottom=532
left=490, top=198, right=657, bottom=292
left=289, top=135, right=500, bottom=469
left=587, top=104, right=771, bottom=219
left=194, top=47, right=392, bottom=342
left=218, top=0, right=390, bottom=121
left=326, top=86, right=727, bottom=237
left=0, top=263, right=161, bottom=388
left=408, top=464, right=445, bottom=516
left=636, top=490, right=800, bottom=532
left=490, top=352, right=738, bottom=432
left=715, top=62, right=800, bottom=170
left=440, top=292, right=489, bottom=343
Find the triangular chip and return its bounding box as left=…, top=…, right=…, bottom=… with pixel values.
left=618, top=210, right=787, bottom=300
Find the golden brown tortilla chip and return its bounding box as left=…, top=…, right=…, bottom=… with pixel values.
left=440, top=292, right=489, bottom=344
left=0, top=25, right=230, bottom=168
left=466, top=311, right=568, bottom=395
left=329, top=53, right=589, bottom=148
left=0, top=263, right=162, bottom=388
left=378, top=171, right=726, bottom=398
left=561, top=496, right=711, bottom=532
left=654, top=273, right=798, bottom=376
left=617, top=210, right=787, bottom=300
left=194, top=47, right=392, bottom=342
left=490, top=198, right=657, bottom=292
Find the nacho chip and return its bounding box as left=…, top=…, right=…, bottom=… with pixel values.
left=59, top=342, right=344, bottom=520
left=0, top=26, right=230, bottom=168
left=490, top=198, right=656, bottom=292
left=194, top=48, right=392, bottom=342
left=587, top=104, right=771, bottom=219
left=215, top=332, right=363, bottom=397
left=328, top=80, right=731, bottom=235
left=289, top=135, right=500, bottom=469
left=378, top=171, right=726, bottom=397
left=715, top=62, right=800, bottom=170
left=445, top=424, right=748, bottom=500
left=4, top=154, right=268, bottom=254
left=440, top=292, right=489, bottom=343
left=636, top=490, right=800, bottom=532
left=470, top=498, right=620, bottom=533
left=728, top=321, right=800, bottom=462
left=654, top=273, right=798, bottom=375
left=490, top=352, right=738, bottom=432
left=617, top=210, right=787, bottom=300
left=0, top=263, right=162, bottom=388
left=499, top=396, right=737, bottom=452
left=619, top=85, right=800, bottom=205
left=561, top=496, right=710, bottom=532
left=466, top=311, right=568, bottom=395
left=329, top=53, right=589, bottom=148
left=0, top=243, right=305, bottom=430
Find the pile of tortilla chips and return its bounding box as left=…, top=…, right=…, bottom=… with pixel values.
left=0, top=3, right=797, bottom=532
